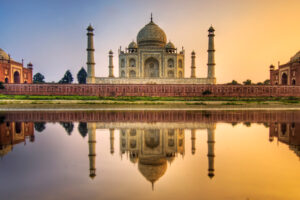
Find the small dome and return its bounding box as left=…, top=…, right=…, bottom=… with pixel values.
left=0, top=48, right=10, bottom=60
left=208, top=26, right=215, bottom=32
left=109, top=50, right=113, bottom=54
left=128, top=41, right=138, bottom=49
left=290, top=50, right=300, bottom=62
left=165, top=41, right=175, bottom=49
left=191, top=50, right=195, bottom=55
left=87, top=24, right=94, bottom=31
left=137, top=21, right=167, bottom=47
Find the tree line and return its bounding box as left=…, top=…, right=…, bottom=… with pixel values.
left=30, top=68, right=270, bottom=85
left=33, top=67, right=87, bottom=84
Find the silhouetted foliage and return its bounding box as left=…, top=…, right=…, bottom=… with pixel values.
left=263, top=79, right=270, bottom=85
left=243, top=122, right=251, bottom=127
left=227, top=80, right=239, bottom=85
left=243, top=79, right=252, bottom=85
left=0, top=115, right=5, bottom=124
left=77, top=67, right=87, bottom=84
left=256, top=82, right=263, bottom=85
left=60, top=122, right=74, bottom=135
left=0, top=82, right=4, bottom=89
left=263, top=123, right=270, bottom=128
left=33, top=73, right=45, bottom=83
left=78, top=122, right=88, bottom=138
left=34, top=122, right=46, bottom=132
left=59, top=70, right=73, bottom=84
left=231, top=122, right=238, bottom=127
left=202, top=90, right=212, bottom=95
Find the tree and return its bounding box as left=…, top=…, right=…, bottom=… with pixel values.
left=227, top=80, right=239, bottom=85
left=78, top=122, right=88, bottom=138
left=60, top=122, right=74, bottom=135
left=263, top=79, right=270, bottom=85
left=59, top=70, right=73, bottom=84
left=77, top=67, right=87, bottom=84
left=34, top=122, right=46, bottom=132
left=0, top=82, right=4, bottom=89
left=202, top=89, right=212, bottom=95
left=33, top=73, right=45, bottom=83
left=243, top=79, right=252, bottom=85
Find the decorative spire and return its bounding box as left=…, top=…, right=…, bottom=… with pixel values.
left=150, top=13, right=153, bottom=22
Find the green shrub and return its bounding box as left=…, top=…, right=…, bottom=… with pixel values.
left=0, top=82, right=4, bottom=89
left=202, top=90, right=212, bottom=95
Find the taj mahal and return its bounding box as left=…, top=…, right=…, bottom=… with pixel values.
left=86, top=15, right=216, bottom=84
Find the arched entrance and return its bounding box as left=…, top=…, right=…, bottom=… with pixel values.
left=281, top=73, right=288, bottom=85
left=144, top=58, right=159, bottom=78
left=292, top=79, right=296, bottom=85
left=144, top=129, right=160, bottom=149
left=13, top=71, right=20, bottom=83
left=4, top=78, right=8, bottom=83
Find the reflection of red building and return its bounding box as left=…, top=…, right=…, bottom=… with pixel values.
left=0, top=122, right=34, bottom=157
left=269, top=122, right=300, bottom=158
left=0, top=48, right=33, bottom=84
left=270, top=51, right=300, bottom=86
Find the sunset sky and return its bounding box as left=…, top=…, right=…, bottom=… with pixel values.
left=0, top=0, right=299, bottom=83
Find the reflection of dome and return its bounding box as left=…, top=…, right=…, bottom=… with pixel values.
left=128, top=41, right=138, bottom=49
left=0, top=48, right=9, bottom=60
left=130, top=154, right=138, bottom=164
left=137, top=21, right=167, bottom=47
left=89, top=173, right=96, bottom=179
left=290, top=51, right=300, bottom=62
left=166, top=156, right=175, bottom=164
left=138, top=157, right=167, bottom=186
left=0, top=145, right=12, bottom=157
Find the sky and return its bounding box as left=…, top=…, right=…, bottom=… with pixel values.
left=0, top=0, right=299, bottom=83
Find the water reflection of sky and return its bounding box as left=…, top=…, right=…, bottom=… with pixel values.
left=0, top=111, right=299, bottom=200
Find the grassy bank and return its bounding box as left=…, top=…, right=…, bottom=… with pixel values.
left=0, top=94, right=299, bottom=110
left=0, top=94, right=299, bottom=103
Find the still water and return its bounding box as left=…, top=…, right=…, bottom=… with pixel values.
left=0, top=110, right=299, bottom=200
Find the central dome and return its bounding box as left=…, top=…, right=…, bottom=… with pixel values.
left=137, top=21, right=167, bottom=47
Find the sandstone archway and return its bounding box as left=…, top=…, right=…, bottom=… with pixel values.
left=281, top=73, right=288, bottom=85
left=144, top=58, right=159, bottom=78
left=13, top=71, right=20, bottom=83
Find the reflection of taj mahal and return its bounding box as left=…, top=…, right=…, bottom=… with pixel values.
left=87, top=122, right=216, bottom=188
left=86, top=15, right=216, bottom=84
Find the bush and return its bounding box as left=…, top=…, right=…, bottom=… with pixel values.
left=0, top=82, right=4, bottom=89
left=202, top=90, right=212, bottom=95
left=243, top=79, right=252, bottom=85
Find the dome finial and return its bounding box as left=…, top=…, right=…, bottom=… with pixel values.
left=151, top=13, right=153, bottom=22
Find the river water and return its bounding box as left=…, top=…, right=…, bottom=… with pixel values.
left=0, top=110, right=299, bottom=200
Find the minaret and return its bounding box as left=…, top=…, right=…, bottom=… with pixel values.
left=110, top=128, right=115, bottom=154
left=86, top=24, right=95, bottom=83
left=207, top=127, right=215, bottom=179
left=88, top=123, right=96, bottom=179
left=108, top=50, right=114, bottom=78
left=191, top=51, right=196, bottom=78
left=207, top=26, right=216, bottom=81
left=191, top=129, right=196, bottom=154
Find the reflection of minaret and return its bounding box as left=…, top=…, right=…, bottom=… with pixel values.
left=88, top=123, right=96, bottom=179
left=191, top=129, right=196, bottom=155
left=110, top=128, right=115, bottom=154
left=207, top=127, right=215, bottom=179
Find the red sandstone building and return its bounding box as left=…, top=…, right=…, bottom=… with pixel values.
left=270, top=51, right=300, bottom=86
left=0, top=48, right=33, bottom=84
